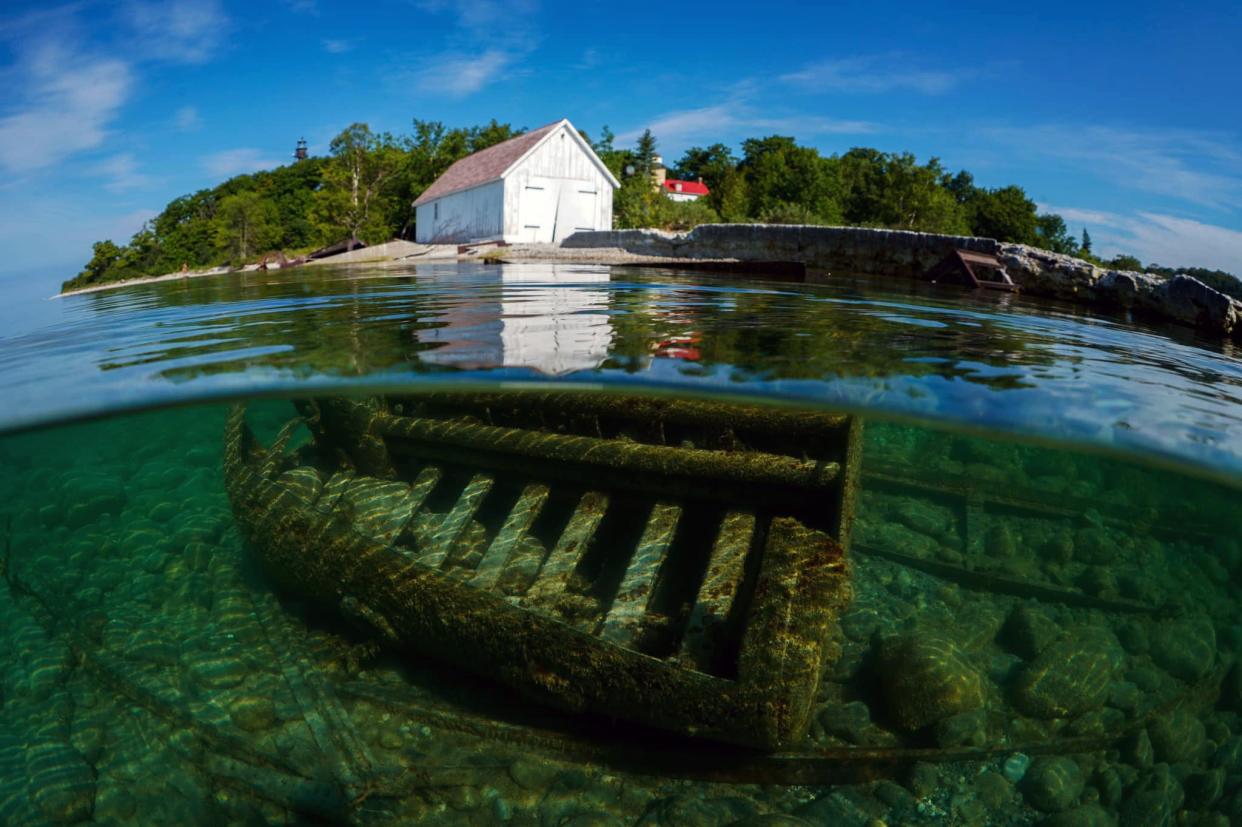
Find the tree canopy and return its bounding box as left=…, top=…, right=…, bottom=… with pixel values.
left=64, top=118, right=1237, bottom=295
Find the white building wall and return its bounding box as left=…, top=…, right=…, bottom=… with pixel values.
left=414, top=180, right=504, bottom=244
left=502, top=124, right=615, bottom=243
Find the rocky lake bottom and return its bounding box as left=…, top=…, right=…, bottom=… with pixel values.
left=1, top=397, right=1240, bottom=826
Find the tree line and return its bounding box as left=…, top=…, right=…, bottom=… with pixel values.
left=64, top=120, right=1240, bottom=299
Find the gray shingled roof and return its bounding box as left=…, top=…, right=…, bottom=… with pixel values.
left=412, top=121, right=562, bottom=207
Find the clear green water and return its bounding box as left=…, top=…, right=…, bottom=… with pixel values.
left=2, top=264, right=1241, bottom=825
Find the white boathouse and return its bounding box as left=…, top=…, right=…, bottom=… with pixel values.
left=413, top=119, right=619, bottom=245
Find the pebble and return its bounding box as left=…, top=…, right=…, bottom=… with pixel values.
left=1184, top=767, right=1225, bottom=809
left=1073, top=527, right=1118, bottom=564
left=1148, top=709, right=1206, bottom=764
left=934, top=709, right=988, bottom=748
left=1020, top=757, right=1084, bottom=813
left=1095, top=767, right=1123, bottom=809
left=508, top=757, right=559, bottom=790
left=974, top=771, right=1013, bottom=810
left=227, top=696, right=277, bottom=733
left=1150, top=617, right=1216, bottom=682
left=1124, top=728, right=1155, bottom=769
left=1002, top=752, right=1031, bottom=783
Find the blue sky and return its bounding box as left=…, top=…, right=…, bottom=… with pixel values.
left=1, top=0, right=1240, bottom=294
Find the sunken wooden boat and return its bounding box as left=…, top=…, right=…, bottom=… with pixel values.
left=223, top=392, right=861, bottom=750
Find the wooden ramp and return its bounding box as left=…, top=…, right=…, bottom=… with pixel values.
left=926, top=249, right=1018, bottom=292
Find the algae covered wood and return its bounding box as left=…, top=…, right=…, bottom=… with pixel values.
left=224, top=391, right=860, bottom=749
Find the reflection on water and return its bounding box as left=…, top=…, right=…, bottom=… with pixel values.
left=1, top=392, right=1240, bottom=825
left=2, top=263, right=1240, bottom=479
left=420, top=268, right=614, bottom=374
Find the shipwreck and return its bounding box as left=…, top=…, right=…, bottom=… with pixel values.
left=223, top=391, right=862, bottom=750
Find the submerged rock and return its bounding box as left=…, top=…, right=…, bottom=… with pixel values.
left=1000, top=605, right=1059, bottom=660
left=877, top=633, right=985, bottom=731
left=1021, top=756, right=1084, bottom=813
left=1149, top=616, right=1215, bottom=682
left=1148, top=709, right=1207, bottom=764
left=1011, top=629, right=1123, bottom=719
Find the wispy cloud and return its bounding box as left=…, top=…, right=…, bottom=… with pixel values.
left=91, top=153, right=154, bottom=191
left=0, top=42, right=133, bottom=175
left=174, top=105, right=201, bottom=131
left=411, top=49, right=518, bottom=96
left=573, top=47, right=600, bottom=70
left=618, top=103, right=876, bottom=145
left=780, top=55, right=967, bottom=95
left=284, top=0, right=319, bottom=14
left=202, top=148, right=281, bottom=178
left=416, top=0, right=538, bottom=29
left=321, top=38, right=355, bottom=54
left=123, top=0, right=229, bottom=64
left=1044, top=204, right=1242, bottom=274
left=984, top=124, right=1242, bottom=210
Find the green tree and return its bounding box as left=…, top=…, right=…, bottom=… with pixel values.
left=838, top=150, right=965, bottom=233
left=314, top=123, right=403, bottom=243
left=1081, top=228, right=1092, bottom=254
left=635, top=129, right=659, bottom=179
left=739, top=136, right=840, bottom=223
left=1035, top=213, right=1079, bottom=255
left=68, top=240, right=124, bottom=287
left=1106, top=254, right=1143, bottom=271
left=967, top=185, right=1039, bottom=243
left=214, top=192, right=280, bottom=264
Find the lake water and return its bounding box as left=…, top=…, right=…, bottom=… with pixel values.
left=2, top=263, right=1241, bottom=825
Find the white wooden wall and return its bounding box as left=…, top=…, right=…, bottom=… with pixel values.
left=502, top=124, right=614, bottom=242
left=414, top=180, right=504, bottom=244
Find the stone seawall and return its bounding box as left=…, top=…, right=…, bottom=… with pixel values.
left=563, top=225, right=1240, bottom=340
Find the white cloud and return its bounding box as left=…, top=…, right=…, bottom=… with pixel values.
left=1044, top=204, right=1242, bottom=274
left=123, top=0, right=229, bottom=64
left=90, top=153, right=153, bottom=191
left=322, top=38, right=354, bottom=54
left=284, top=0, right=319, bottom=14
left=202, top=148, right=281, bottom=178
left=412, top=49, right=516, bottom=96
left=0, top=43, right=133, bottom=174
left=618, top=104, right=876, bottom=145
left=174, top=105, right=201, bottom=131
left=984, top=124, right=1242, bottom=210
left=416, top=0, right=538, bottom=29
left=780, top=55, right=966, bottom=95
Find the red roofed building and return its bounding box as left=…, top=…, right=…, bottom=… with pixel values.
left=661, top=178, right=710, bottom=203
left=414, top=118, right=619, bottom=245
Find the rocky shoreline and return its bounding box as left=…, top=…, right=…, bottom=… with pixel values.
left=554, top=226, right=1242, bottom=342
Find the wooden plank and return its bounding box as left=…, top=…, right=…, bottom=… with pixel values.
left=524, top=491, right=609, bottom=603
left=470, top=484, right=549, bottom=590
left=418, top=474, right=493, bottom=569
left=679, top=511, right=755, bottom=671
left=600, top=502, right=682, bottom=646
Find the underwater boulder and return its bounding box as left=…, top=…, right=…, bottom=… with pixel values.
left=1148, top=709, right=1207, bottom=764
left=1011, top=629, right=1124, bottom=719
left=1149, top=616, right=1216, bottom=682
left=1020, top=756, right=1084, bottom=813
left=877, top=632, right=985, bottom=731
